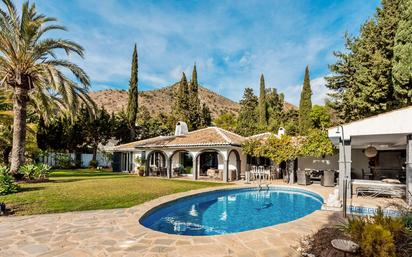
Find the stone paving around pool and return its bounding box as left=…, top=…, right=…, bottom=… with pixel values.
left=0, top=185, right=342, bottom=257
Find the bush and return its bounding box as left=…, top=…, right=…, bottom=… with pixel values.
left=20, top=164, right=37, bottom=180
left=20, top=163, right=51, bottom=181
left=55, top=154, right=74, bottom=169
left=360, top=223, right=396, bottom=257
left=0, top=166, right=19, bottom=195
left=340, top=207, right=410, bottom=257
left=36, top=163, right=51, bottom=180
left=89, top=159, right=98, bottom=168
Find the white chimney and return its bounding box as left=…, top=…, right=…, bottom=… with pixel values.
left=277, top=127, right=285, bottom=137
left=175, top=121, right=189, bottom=136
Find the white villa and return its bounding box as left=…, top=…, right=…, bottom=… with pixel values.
left=113, top=122, right=256, bottom=182
left=113, top=106, right=412, bottom=205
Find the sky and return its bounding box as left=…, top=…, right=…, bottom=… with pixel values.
left=27, top=0, right=380, bottom=105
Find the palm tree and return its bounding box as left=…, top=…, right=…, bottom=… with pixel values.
left=0, top=0, right=94, bottom=174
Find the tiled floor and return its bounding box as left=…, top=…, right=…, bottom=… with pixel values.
left=0, top=184, right=343, bottom=257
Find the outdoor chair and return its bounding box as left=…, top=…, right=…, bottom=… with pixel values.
left=321, top=169, right=335, bottom=187
left=297, top=169, right=311, bottom=185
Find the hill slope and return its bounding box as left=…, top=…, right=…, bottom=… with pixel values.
left=89, top=84, right=296, bottom=119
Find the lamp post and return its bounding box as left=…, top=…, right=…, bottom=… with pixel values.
left=336, top=125, right=348, bottom=218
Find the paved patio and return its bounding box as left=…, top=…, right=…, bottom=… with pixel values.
left=0, top=185, right=341, bottom=257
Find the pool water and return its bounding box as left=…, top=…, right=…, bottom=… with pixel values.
left=140, top=188, right=323, bottom=236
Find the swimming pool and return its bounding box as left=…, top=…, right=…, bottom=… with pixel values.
left=140, top=187, right=323, bottom=236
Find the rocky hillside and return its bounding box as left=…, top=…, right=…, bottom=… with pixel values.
left=89, top=84, right=296, bottom=119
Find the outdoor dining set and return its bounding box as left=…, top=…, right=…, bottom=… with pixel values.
left=246, top=166, right=337, bottom=187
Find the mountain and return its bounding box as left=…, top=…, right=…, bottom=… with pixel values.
left=88, top=84, right=296, bottom=118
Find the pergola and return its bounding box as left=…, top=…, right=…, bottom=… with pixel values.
left=328, top=106, right=412, bottom=204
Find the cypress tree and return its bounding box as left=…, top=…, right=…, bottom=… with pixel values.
left=299, top=66, right=312, bottom=135
left=127, top=44, right=138, bottom=139
left=190, top=63, right=198, bottom=93
left=392, top=0, right=412, bottom=104
left=187, top=64, right=202, bottom=130
left=172, top=72, right=190, bottom=124
left=258, top=74, right=268, bottom=127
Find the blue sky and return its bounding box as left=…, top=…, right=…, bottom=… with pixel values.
left=30, top=0, right=380, bottom=105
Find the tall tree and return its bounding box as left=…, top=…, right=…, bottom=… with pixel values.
left=326, top=0, right=404, bottom=122
left=127, top=44, right=138, bottom=139
left=266, top=88, right=284, bottom=132
left=392, top=0, right=412, bottom=104
left=258, top=74, right=268, bottom=127
left=236, top=88, right=259, bottom=136
left=299, top=66, right=312, bottom=135
left=78, top=107, right=113, bottom=164
left=188, top=64, right=202, bottom=130
left=172, top=73, right=190, bottom=124
left=0, top=0, right=94, bottom=174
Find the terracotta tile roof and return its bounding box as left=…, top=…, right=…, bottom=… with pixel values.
left=114, top=127, right=247, bottom=150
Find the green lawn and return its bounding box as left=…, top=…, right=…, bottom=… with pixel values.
left=0, top=169, right=223, bottom=216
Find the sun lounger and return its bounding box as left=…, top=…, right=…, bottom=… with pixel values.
left=352, top=179, right=406, bottom=198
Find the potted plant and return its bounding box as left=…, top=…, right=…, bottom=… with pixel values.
left=135, top=156, right=146, bottom=176
left=137, top=166, right=145, bottom=176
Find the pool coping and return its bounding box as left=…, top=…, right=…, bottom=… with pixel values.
left=132, top=184, right=336, bottom=239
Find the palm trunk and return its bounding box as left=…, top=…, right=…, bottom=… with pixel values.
left=10, top=87, right=28, bottom=175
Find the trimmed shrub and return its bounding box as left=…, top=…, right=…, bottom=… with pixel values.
left=0, top=166, right=19, bottom=195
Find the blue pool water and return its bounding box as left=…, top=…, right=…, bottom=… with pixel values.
left=140, top=188, right=323, bottom=236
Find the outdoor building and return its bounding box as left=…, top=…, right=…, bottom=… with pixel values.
left=327, top=105, right=412, bottom=204
left=112, top=122, right=247, bottom=182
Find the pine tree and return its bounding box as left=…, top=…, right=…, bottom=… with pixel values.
left=326, top=0, right=404, bottom=122
left=127, top=44, right=138, bottom=139
left=258, top=74, right=268, bottom=127
left=200, top=103, right=212, bottom=128
left=236, top=88, right=259, bottom=136
left=392, top=0, right=412, bottom=104
left=299, top=66, right=312, bottom=135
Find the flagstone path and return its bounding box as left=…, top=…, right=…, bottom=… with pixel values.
left=0, top=185, right=340, bottom=257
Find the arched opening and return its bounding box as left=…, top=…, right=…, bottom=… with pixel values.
left=145, top=150, right=167, bottom=176
left=228, top=149, right=241, bottom=181
left=170, top=150, right=194, bottom=177
left=196, top=149, right=226, bottom=180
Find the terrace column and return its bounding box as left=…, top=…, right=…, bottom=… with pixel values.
left=166, top=156, right=171, bottom=179
left=223, top=158, right=229, bottom=183
left=338, top=139, right=352, bottom=200
left=192, top=151, right=199, bottom=181
left=406, top=135, right=412, bottom=205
